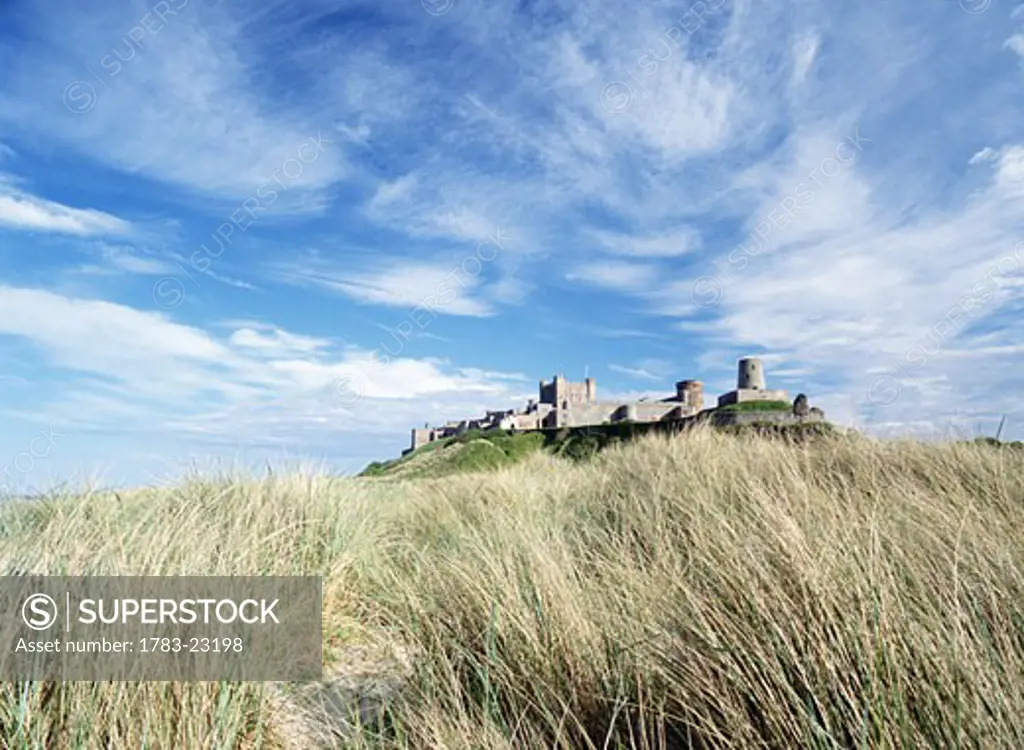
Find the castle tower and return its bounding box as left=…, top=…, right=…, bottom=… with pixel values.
left=676, top=380, right=704, bottom=411
left=539, top=377, right=556, bottom=405
left=540, top=374, right=594, bottom=407
left=737, top=357, right=765, bottom=391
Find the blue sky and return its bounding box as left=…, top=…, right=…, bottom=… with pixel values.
left=1, top=0, right=1023, bottom=492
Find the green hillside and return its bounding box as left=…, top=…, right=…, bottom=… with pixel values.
left=360, top=419, right=841, bottom=478
left=360, top=430, right=550, bottom=479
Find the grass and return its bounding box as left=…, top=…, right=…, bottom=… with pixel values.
left=971, top=436, right=1024, bottom=450
left=1, top=426, right=1023, bottom=748
left=361, top=436, right=457, bottom=476
left=367, top=422, right=835, bottom=479
left=715, top=400, right=793, bottom=412
left=718, top=420, right=838, bottom=439
left=362, top=430, right=548, bottom=479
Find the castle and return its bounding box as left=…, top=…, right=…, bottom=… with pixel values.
left=408, top=357, right=794, bottom=453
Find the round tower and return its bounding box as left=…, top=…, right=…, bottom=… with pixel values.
left=676, top=380, right=704, bottom=410
left=738, top=357, right=765, bottom=390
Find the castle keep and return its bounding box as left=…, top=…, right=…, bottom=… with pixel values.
left=717, top=357, right=788, bottom=406
left=408, top=357, right=800, bottom=453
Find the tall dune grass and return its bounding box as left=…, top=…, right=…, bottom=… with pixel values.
left=1, top=427, right=1022, bottom=748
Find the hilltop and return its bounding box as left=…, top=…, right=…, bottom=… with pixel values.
left=361, top=416, right=837, bottom=479
left=367, top=355, right=844, bottom=479
left=403, top=356, right=825, bottom=456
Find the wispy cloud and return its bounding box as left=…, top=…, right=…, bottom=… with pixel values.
left=2, top=1, right=348, bottom=205
left=791, top=31, right=820, bottom=87
left=269, top=226, right=514, bottom=317
left=0, top=177, right=131, bottom=236
left=1005, top=34, right=1024, bottom=62
left=592, top=327, right=667, bottom=340
left=590, top=228, right=701, bottom=257
left=609, top=358, right=672, bottom=382
left=565, top=260, right=659, bottom=293
left=271, top=256, right=497, bottom=317
left=77, top=243, right=173, bottom=275
left=0, top=284, right=524, bottom=439
left=227, top=325, right=333, bottom=357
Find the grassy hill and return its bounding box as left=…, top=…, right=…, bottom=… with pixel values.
left=1, top=427, right=1023, bottom=748
left=360, top=419, right=838, bottom=479
left=360, top=429, right=548, bottom=479
left=715, top=399, right=793, bottom=412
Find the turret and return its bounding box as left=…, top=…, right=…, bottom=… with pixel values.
left=675, top=380, right=704, bottom=410
left=737, top=357, right=765, bottom=390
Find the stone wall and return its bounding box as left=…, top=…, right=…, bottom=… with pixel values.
left=717, top=388, right=789, bottom=407
left=554, top=402, right=619, bottom=428
left=616, top=402, right=697, bottom=423
left=710, top=411, right=826, bottom=427
left=411, top=428, right=444, bottom=451
left=554, top=400, right=700, bottom=428
left=504, top=413, right=543, bottom=431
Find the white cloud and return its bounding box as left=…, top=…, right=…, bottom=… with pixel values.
left=0, top=285, right=525, bottom=443
left=367, top=174, right=419, bottom=214
left=271, top=257, right=496, bottom=317
left=609, top=62, right=739, bottom=158
left=0, top=178, right=130, bottom=236
left=363, top=167, right=527, bottom=245
left=228, top=326, right=332, bottom=356
left=592, top=327, right=667, bottom=340
left=591, top=228, right=701, bottom=257
left=0, top=1, right=348, bottom=206
left=994, top=145, right=1024, bottom=197
left=77, top=244, right=173, bottom=275
left=791, top=32, right=820, bottom=87
left=969, top=145, right=1024, bottom=199
left=969, top=147, right=998, bottom=165
left=609, top=359, right=672, bottom=382
left=565, top=261, right=658, bottom=292
left=1005, top=34, right=1024, bottom=61
left=0, top=285, right=227, bottom=371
